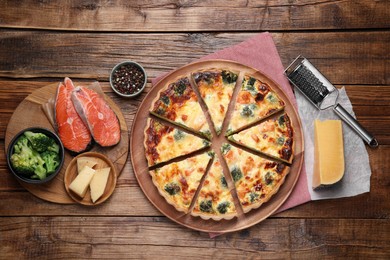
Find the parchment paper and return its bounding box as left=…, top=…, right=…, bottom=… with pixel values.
left=295, top=87, right=372, bottom=200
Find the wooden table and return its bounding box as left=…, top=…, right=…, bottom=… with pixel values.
left=1, top=1, right=389, bottom=258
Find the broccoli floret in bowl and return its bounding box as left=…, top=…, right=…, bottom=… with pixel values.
left=41, top=151, right=61, bottom=174
left=7, top=127, right=64, bottom=184
left=10, top=135, right=42, bottom=176
left=24, top=131, right=54, bottom=153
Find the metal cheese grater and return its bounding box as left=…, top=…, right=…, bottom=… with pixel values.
left=285, top=55, right=378, bottom=148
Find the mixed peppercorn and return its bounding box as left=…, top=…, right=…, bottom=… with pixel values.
left=112, top=63, right=145, bottom=95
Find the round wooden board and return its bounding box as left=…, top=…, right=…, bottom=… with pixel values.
left=131, top=60, right=304, bottom=233
left=5, top=82, right=129, bottom=204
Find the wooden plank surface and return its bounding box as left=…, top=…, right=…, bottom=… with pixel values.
left=1, top=217, right=389, bottom=258
left=0, top=31, right=388, bottom=85
left=1, top=81, right=389, bottom=144
left=1, top=141, right=388, bottom=219
left=0, top=0, right=389, bottom=31
left=0, top=0, right=389, bottom=258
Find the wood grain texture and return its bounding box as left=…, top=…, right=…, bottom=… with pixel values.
left=1, top=217, right=389, bottom=258
left=0, top=0, right=389, bottom=256
left=0, top=31, right=389, bottom=85
left=0, top=142, right=388, bottom=219
left=1, top=82, right=388, bottom=144
left=0, top=0, right=388, bottom=31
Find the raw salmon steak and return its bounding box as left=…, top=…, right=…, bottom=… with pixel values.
left=72, top=86, right=121, bottom=147
left=55, top=78, right=92, bottom=153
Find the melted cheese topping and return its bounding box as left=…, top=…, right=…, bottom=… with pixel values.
left=229, top=113, right=294, bottom=163
left=221, top=144, right=289, bottom=212
left=192, top=158, right=236, bottom=218
left=193, top=70, right=237, bottom=135
left=151, top=76, right=211, bottom=138
left=175, top=100, right=209, bottom=135
left=144, top=118, right=210, bottom=166
left=150, top=153, right=212, bottom=213
left=227, top=75, right=285, bottom=134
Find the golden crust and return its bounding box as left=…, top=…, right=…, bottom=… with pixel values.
left=143, top=118, right=210, bottom=167
left=191, top=68, right=239, bottom=135
left=149, top=153, right=212, bottom=214
left=226, top=74, right=286, bottom=135
left=241, top=166, right=290, bottom=213
left=190, top=157, right=238, bottom=220
left=190, top=210, right=237, bottom=221
left=149, top=75, right=211, bottom=138
left=221, top=144, right=291, bottom=214
left=144, top=70, right=295, bottom=221
left=143, top=118, right=153, bottom=166
left=149, top=170, right=189, bottom=213
left=228, top=113, right=295, bottom=164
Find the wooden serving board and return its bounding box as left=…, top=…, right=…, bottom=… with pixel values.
left=4, top=83, right=129, bottom=204
left=131, top=60, right=304, bottom=233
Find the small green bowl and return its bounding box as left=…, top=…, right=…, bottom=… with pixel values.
left=109, top=61, right=147, bottom=98
left=6, top=127, right=65, bottom=184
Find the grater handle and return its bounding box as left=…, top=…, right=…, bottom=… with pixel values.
left=333, top=104, right=379, bottom=148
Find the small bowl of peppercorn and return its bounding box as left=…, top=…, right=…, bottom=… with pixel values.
left=109, top=61, right=147, bottom=98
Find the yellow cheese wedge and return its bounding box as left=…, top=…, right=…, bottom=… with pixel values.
left=90, top=167, right=111, bottom=203
left=69, top=166, right=96, bottom=198
left=77, top=157, right=99, bottom=173
left=312, top=120, right=345, bottom=189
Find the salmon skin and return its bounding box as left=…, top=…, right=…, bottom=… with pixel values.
left=72, top=86, right=121, bottom=147
left=55, top=78, right=93, bottom=153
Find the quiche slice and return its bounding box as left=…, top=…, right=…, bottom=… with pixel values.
left=149, top=152, right=213, bottom=213
left=191, top=156, right=237, bottom=220
left=226, top=74, right=285, bottom=135
left=144, top=118, right=210, bottom=167
left=192, top=69, right=238, bottom=135
left=150, top=76, right=212, bottom=139
left=228, top=113, right=294, bottom=164
left=221, top=143, right=290, bottom=213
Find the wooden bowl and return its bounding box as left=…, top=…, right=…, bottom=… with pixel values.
left=64, top=152, right=117, bottom=206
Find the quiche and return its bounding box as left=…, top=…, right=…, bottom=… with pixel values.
left=191, top=157, right=237, bottom=220
left=144, top=118, right=210, bottom=167
left=149, top=152, right=213, bottom=213
left=228, top=113, right=294, bottom=164
left=221, top=143, right=290, bottom=213
left=192, top=69, right=238, bottom=135
left=226, top=74, right=285, bottom=135
left=143, top=65, right=296, bottom=222
left=150, top=76, right=212, bottom=139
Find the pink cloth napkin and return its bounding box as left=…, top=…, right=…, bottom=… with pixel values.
left=152, top=32, right=311, bottom=211
left=151, top=32, right=311, bottom=236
